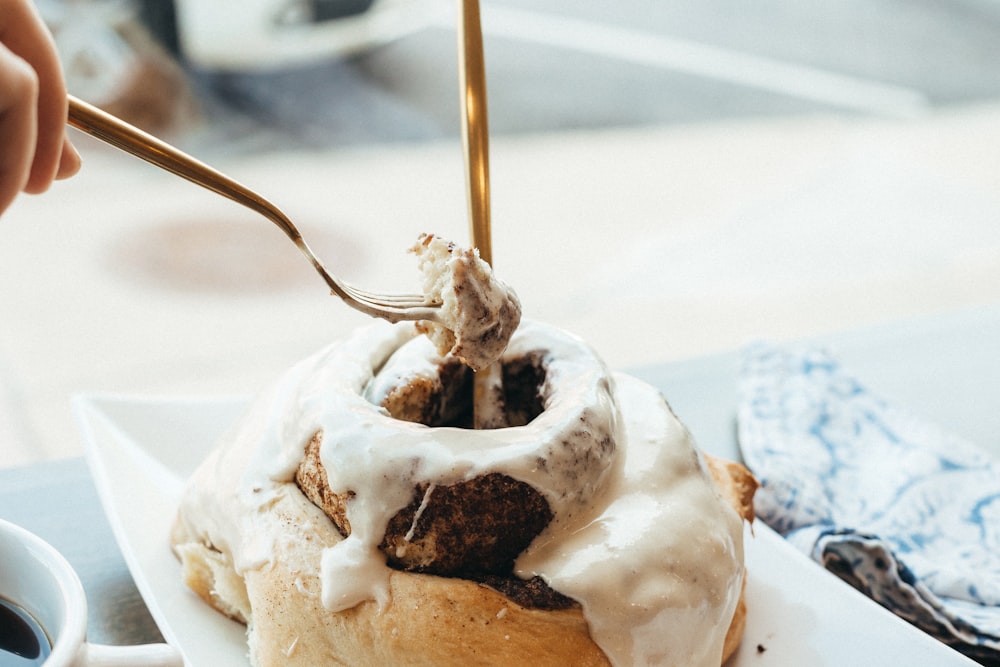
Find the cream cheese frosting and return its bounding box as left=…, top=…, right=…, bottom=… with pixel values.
left=411, top=233, right=521, bottom=372
left=175, top=320, right=745, bottom=667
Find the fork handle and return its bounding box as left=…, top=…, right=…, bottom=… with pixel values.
left=66, top=95, right=302, bottom=245
left=65, top=95, right=359, bottom=304
left=458, top=0, right=492, bottom=266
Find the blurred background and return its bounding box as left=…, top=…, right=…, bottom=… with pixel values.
left=4, top=0, right=1000, bottom=466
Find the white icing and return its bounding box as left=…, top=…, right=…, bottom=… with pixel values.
left=516, top=376, right=744, bottom=666
left=362, top=334, right=443, bottom=408
left=411, top=233, right=522, bottom=372
left=177, top=319, right=744, bottom=667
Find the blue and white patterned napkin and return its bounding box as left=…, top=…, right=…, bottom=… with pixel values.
left=737, top=343, right=1000, bottom=665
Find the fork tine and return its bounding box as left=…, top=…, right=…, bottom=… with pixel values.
left=344, top=293, right=442, bottom=323
left=342, top=283, right=434, bottom=307
left=345, top=291, right=426, bottom=307
left=346, top=289, right=428, bottom=304
left=342, top=285, right=433, bottom=310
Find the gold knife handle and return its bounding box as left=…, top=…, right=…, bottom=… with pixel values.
left=458, top=0, right=492, bottom=266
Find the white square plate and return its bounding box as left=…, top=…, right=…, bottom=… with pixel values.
left=75, top=392, right=977, bottom=666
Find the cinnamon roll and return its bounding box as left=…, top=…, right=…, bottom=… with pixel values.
left=171, top=320, right=755, bottom=666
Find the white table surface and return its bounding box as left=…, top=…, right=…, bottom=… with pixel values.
left=6, top=104, right=1000, bottom=471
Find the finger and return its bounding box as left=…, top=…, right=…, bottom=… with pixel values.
left=1, top=0, right=67, bottom=194
left=55, top=135, right=81, bottom=180
left=0, top=42, right=38, bottom=215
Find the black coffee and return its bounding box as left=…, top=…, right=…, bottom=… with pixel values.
left=0, top=597, right=50, bottom=667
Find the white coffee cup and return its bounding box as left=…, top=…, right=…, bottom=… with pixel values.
left=0, top=519, right=182, bottom=666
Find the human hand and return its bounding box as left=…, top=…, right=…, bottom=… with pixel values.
left=0, top=0, right=81, bottom=216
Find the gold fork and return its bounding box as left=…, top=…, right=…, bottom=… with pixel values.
left=458, top=0, right=491, bottom=267
left=458, top=0, right=500, bottom=428
left=66, top=94, right=441, bottom=324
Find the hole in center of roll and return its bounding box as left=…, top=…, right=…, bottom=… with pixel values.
left=378, top=353, right=546, bottom=430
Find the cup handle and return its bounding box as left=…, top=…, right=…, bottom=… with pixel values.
left=77, top=642, right=183, bottom=667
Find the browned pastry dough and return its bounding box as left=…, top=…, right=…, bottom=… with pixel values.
left=705, top=454, right=757, bottom=525
left=296, top=430, right=553, bottom=575
left=171, top=452, right=755, bottom=667
left=375, top=358, right=474, bottom=427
